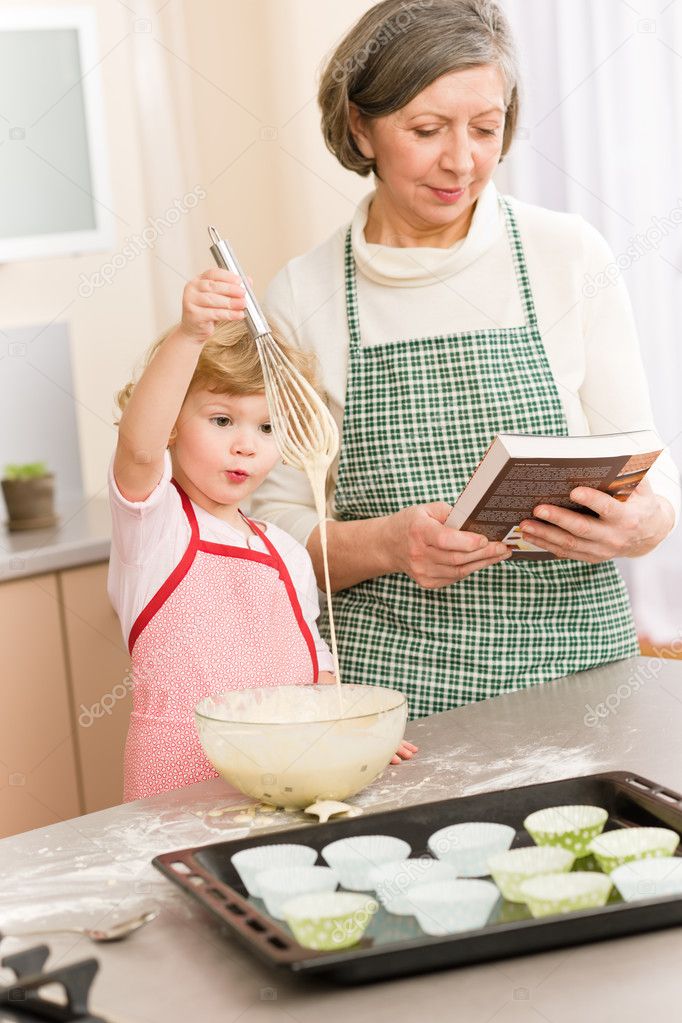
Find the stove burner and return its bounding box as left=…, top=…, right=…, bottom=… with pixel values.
left=0, top=935, right=109, bottom=1022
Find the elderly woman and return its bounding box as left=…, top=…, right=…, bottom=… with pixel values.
left=252, top=0, right=679, bottom=718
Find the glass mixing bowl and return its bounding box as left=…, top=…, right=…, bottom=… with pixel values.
left=195, top=683, right=407, bottom=809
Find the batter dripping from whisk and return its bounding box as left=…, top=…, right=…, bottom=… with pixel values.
left=209, top=227, right=343, bottom=699
left=209, top=229, right=419, bottom=766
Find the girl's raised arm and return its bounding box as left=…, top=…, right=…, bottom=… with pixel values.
left=114, top=269, right=247, bottom=502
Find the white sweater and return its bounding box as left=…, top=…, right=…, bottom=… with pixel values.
left=251, top=180, right=680, bottom=544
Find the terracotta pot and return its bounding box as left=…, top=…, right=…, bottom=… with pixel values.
left=1, top=474, right=58, bottom=531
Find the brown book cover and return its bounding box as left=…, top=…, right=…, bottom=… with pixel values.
left=445, top=431, right=663, bottom=560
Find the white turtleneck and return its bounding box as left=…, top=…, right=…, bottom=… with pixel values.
left=251, top=180, right=680, bottom=544
left=351, top=182, right=503, bottom=286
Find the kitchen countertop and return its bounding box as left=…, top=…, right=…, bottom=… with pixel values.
left=1, top=655, right=681, bottom=1021
left=0, top=491, right=111, bottom=581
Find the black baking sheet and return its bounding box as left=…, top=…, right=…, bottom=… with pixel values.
left=153, top=772, right=682, bottom=984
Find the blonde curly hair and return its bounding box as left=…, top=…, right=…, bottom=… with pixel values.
left=115, top=319, right=319, bottom=443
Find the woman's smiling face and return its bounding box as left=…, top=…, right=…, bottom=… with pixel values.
left=350, top=64, right=506, bottom=238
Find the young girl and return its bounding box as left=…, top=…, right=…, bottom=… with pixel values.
left=109, top=267, right=418, bottom=801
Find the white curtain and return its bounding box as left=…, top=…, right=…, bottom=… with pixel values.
left=499, top=0, right=682, bottom=644
left=129, top=0, right=200, bottom=326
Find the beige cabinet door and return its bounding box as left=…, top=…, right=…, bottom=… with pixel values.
left=0, top=574, right=80, bottom=837
left=60, top=563, right=131, bottom=813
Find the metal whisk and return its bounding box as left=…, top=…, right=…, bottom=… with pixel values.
left=208, top=226, right=339, bottom=477
left=208, top=226, right=341, bottom=681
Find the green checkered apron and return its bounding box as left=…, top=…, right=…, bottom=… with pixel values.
left=322, top=195, right=638, bottom=719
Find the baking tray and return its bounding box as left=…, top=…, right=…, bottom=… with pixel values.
left=153, top=772, right=682, bottom=984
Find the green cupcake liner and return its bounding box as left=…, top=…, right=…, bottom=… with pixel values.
left=488, top=846, right=575, bottom=903
left=282, top=892, right=378, bottom=951
left=520, top=871, right=613, bottom=918
left=588, top=827, right=680, bottom=873
left=524, top=805, right=608, bottom=858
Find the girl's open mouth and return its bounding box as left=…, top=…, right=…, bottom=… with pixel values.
left=226, top=470, right=250, bottom=483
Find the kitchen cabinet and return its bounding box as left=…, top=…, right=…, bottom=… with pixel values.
left=0, top=562, right=130, bottom=838
left=0, top=574, right=81, bottom=835
left=60, top=562, right=131, bottom=814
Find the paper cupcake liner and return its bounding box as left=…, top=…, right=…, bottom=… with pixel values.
left=322, top=835, right=411, bottom=891
left=428, top=822, right=516, bottom=877
left=258, top=866, right=337, bottom=920
left=520, top=871, right=613, bottom=917
left=588, top=827, right=679, bottom=873
left=524, top=805, right=608, bottom=858
left=281, top=891, right=378, bottom=951
left=488, top=846, right=575, bottom=903
left=369, top=858, right=458, bottom=915
left=611, top=856, right=682, bottom=901
left=409, top=879, right=500, bottom=936
left=231, top=843, right=317, bottom=897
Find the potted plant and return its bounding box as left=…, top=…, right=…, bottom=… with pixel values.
left=1, top=462, right=58, bottom=531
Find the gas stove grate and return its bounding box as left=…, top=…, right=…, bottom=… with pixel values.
left=0, top=937, right=109, bottom=1022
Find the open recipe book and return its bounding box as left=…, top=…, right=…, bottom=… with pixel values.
left=445, top=430, right=663, bottom=560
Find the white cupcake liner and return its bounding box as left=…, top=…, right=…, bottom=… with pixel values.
left=611, top=856, right=682, bottom=901
left=409, top=879, right=500, bottom=935
left=258, top=866, right=337, bottom=920
left=428, top=822, right=516, bottom=877
left=369, top=858, right=458, bottom=915
left=322, top=835, right=411, bottom=890
left=231, top=843, right=317, bottom=897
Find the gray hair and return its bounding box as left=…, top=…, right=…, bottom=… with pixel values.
left=318, top=0, right=521, bottom=176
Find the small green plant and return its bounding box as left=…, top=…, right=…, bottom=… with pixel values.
left=3, top=462, right=49, bottom=481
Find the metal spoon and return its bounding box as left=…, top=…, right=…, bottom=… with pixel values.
left=5, top=909, right=158, bottom=943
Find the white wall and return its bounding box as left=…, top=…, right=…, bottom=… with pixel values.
left=2, top=0, right=511, bottom=501
left=0, top=1, right=157, bottom=500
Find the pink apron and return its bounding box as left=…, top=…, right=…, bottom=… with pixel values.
left=123, top=478, right=319, bottom=801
